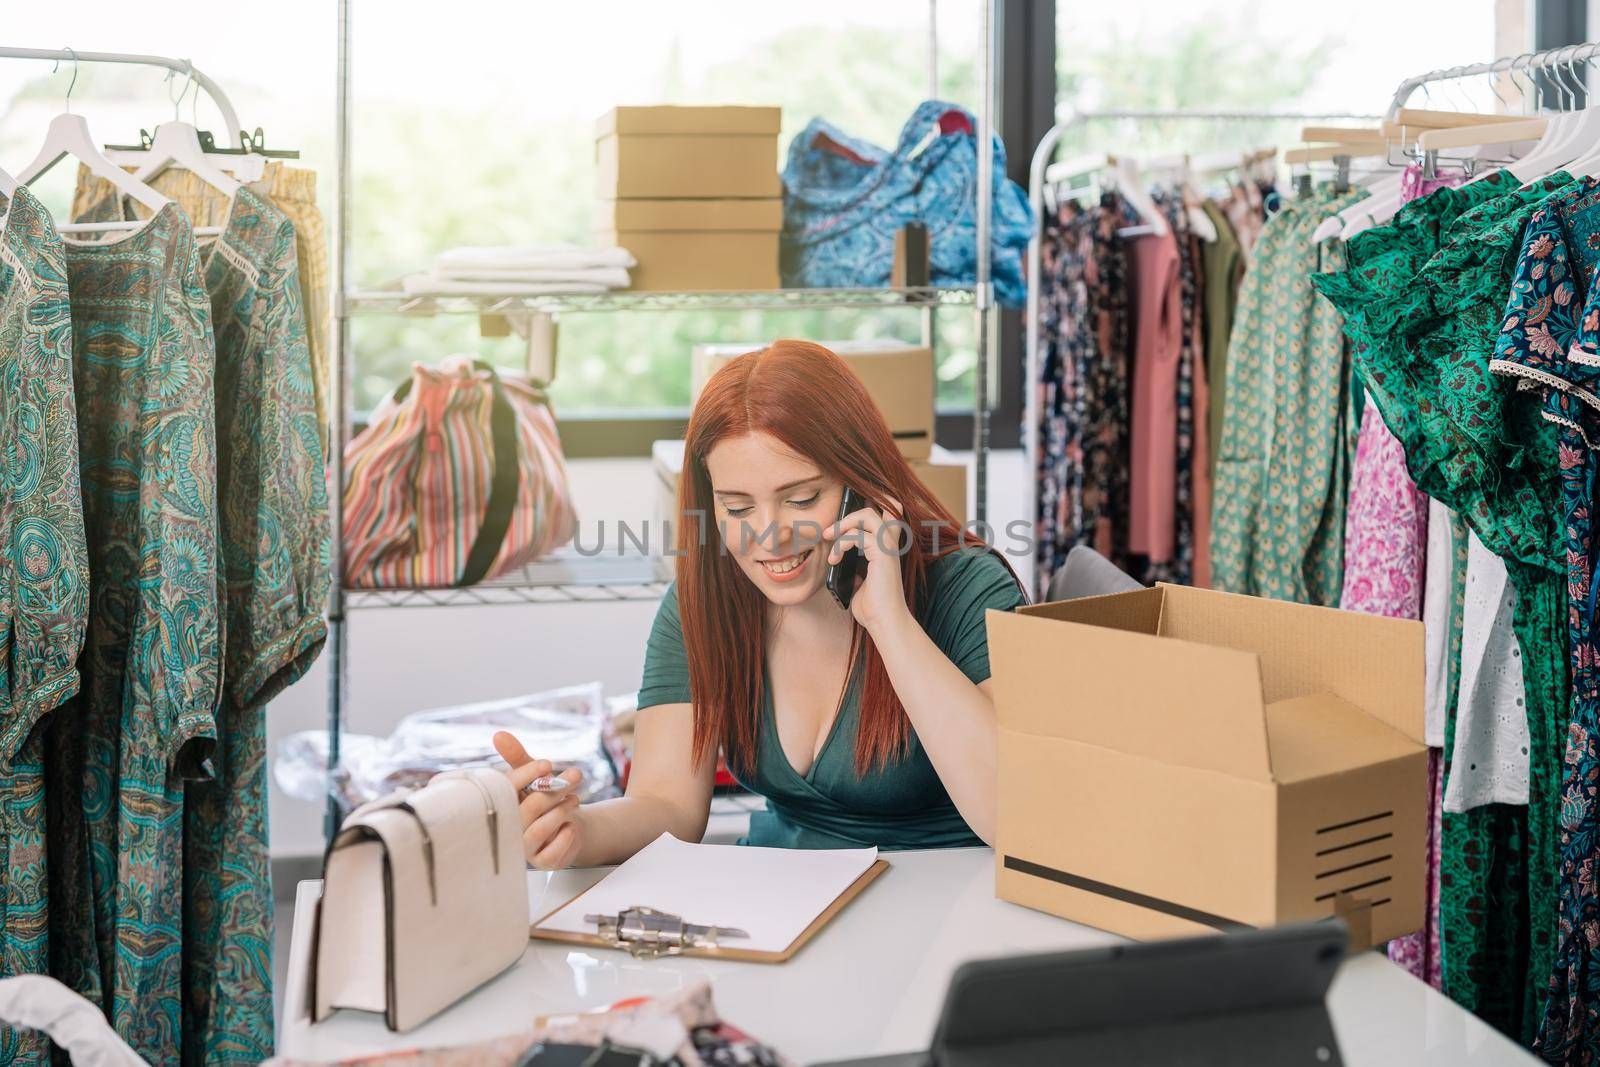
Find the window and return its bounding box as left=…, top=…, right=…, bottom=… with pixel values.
left=2, top=3, right=1027, bottom=456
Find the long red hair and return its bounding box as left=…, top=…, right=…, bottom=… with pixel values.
left=677, top=339, right=989, bottom=776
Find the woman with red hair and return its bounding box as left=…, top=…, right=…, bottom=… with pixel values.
left=494, top=340, right=1025, bottom=866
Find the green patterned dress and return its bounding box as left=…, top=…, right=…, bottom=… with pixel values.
left=183, top=187, right=331, bottom=1064
left=1211, top=183, right=1365, bottom=605
left=0, top=186, right=91, bottom=1067
left=70, top=184, right=332, bottom=1061
left=1335, top=172, right=1575, bottom=1043
left=47, top=201, right=222, bottom=1064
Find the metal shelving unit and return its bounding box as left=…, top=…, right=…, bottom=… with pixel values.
left=345, top=285, right=977, bottom=316
left=345, top=548, right=671, bottom=609
left=325, top=1, right=1000, bottom=836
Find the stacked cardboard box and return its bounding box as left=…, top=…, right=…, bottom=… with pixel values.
left=594, top=106, right=782, bottom=291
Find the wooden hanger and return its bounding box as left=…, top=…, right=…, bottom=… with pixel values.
left=1282, top=143, right=1388, bottom=165
left=1392, top=108, right=1528, bottom=130
left=1300, top=126, right=1384, bottom=145
left=1415, top=116, right=1548, bottom=152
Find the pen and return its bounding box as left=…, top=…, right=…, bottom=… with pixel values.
left=520, top=775, right=573, bottom=798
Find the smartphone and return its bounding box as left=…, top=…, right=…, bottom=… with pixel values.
left=826, top=487, right=869, bottom=610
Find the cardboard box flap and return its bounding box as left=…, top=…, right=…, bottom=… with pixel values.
left=1265, top=693, right=1427, bottom=784
left=986, top=608, right=1273, bottom=781
left=1016, top=586, right=1165, bottom=636
left=1152, top=585, right=1425, bottom=746
left=597, top=106, right=782, bottom=138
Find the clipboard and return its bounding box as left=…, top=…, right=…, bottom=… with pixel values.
left=530, top=858, right=889, bottom=963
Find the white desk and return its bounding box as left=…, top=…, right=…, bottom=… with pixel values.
left=279, top=847, right=1538, bottom=1065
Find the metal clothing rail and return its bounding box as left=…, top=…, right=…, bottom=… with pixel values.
left=0, top=46, right=245, bottom=148
left=1021, top=109, right=1377, bottom=596
left=1388, top=40, right=1600, bottom=113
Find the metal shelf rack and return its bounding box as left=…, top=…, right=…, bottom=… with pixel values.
left=343, top=285, right=976, bottom=316
left=344, top=548, right=671, bottom=609
left=325, top=1, right=1001, bottom=836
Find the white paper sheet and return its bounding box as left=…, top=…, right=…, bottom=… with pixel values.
left=535, top=833, right=879, bottom=955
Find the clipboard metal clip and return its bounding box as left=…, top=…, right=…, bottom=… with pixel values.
left=583, top=906, right=750, bottom=959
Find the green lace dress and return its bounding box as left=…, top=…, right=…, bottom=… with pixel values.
left=1335, top=172, right=1575, bottom=1043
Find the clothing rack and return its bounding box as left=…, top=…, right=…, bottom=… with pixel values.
left=1022, top=108, right=1378, bottom=591
left=0, top=46, right=245, bottom=148
left=324, top=0, right=1000, bottom=841
left=1021, top=40, right=1600, bottom=588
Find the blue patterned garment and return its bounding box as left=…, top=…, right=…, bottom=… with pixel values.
left=780, top=100, right=1033, bottom=306
left=0, top=187, right=91, bottom=1067
left=181, top=187, right=330, bottom=1064
left=47, top=201, right=221, bottom=1065
left=1490, top=177, right=1600, bottom=1061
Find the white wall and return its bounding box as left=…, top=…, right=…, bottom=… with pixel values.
left=267, top=449, right=1031, bottom=857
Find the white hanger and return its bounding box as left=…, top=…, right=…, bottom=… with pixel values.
left=121, top=66, right=264, bottom=187
left=1314, top=172, right=1402, bottom=242
left=17, top=113, right=171, bottom=215
left=15, top=50, right=172, bottom=238
left=133, top=121, right=241, bottom=197
left=1113, top=157, right=1169, bottom=237
left=0, top=164, right=16, bottom=199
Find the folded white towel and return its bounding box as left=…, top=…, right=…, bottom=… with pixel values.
left=430, top=266, right=633, bottom=288
left=435, top=244, right=636, bottom=273
left=401, top=275, right=612, bottom=296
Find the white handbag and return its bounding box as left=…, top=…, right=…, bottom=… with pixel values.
left=310, top=767, right=530, bottom=1031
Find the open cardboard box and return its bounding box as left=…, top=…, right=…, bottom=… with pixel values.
left=987, top=584, right=1427, bottom=949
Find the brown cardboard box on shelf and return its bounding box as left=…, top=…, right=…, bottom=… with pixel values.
left=692, top=340, right=935, bottom=460
left=910, top=454, right=968, bottom=524
left=987, top=584, right=1427, bottom=950
left=595, top=106, right=782, bottom=200
left=652, top=440, right=967, bottom=539
left=596, top=199, right=781, bottom=292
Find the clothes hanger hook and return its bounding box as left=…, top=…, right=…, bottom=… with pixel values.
left=1510, top=52, right=1538, bottom=113
left=166, top=63, right=198, bottom=122
left=52, top=46, right=79, bottom=114
left=1487, top=58, right=1514, bottom=111
left=1550, top=56, right=1577, bottom=111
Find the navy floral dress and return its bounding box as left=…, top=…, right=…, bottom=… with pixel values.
left=1492, top=177, right=1600, bottom=1062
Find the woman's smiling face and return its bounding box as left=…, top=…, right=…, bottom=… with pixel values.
left=703, top=431, right=844, bottom=606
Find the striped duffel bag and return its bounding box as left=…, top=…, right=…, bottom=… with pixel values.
left=342, top=355, right=577, bottom=588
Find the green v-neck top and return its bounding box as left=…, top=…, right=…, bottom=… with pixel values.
left=637, top=548, right=1026, bottom=850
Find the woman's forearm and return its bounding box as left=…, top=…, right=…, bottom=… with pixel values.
left=569, top=789, right=711, bottom=868
left=867, top=610, right=998, bottom=843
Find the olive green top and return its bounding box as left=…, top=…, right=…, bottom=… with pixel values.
left=638, top=548, right=1026, bottom=850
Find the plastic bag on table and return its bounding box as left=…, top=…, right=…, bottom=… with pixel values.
left=273, top=682, right=620, bottom=811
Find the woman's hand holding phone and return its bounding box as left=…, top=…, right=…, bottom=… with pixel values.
left=493, top=730, right=584, bottom=870
left=824, top=491, right=909, bottom=634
